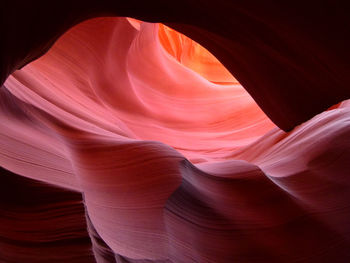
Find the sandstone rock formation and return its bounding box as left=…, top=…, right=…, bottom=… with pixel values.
left=0, top=3, right=349, bottom=262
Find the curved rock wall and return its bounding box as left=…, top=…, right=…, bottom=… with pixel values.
left=0, top=8, right=349, bottom=263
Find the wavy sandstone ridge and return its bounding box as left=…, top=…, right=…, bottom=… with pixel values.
left=0, top=16, right=350, bottom=263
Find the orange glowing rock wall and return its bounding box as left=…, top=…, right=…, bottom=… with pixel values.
left=1, top=2, right=350, bottom=263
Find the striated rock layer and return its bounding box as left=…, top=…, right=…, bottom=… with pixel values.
left=2, top=1, right=350, bottom=131
left=0, top=11, right=350, bottom=263
left=0, top=167, right=94, bottom=263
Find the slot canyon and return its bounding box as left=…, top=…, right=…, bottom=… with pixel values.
left=1, top=1, right=350, bottom=262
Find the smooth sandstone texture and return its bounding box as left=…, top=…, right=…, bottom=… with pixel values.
left=0, top=14, right=349, bottom=263
left=2, top=1, right=350, bottom=131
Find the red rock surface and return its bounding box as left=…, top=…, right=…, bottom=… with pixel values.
left=0, top=4, right=350, bottom=263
